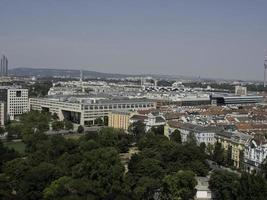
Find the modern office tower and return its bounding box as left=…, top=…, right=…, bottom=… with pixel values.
left=0, top=102, right=6, bottom=126
left=0, top=55, right=8, bottom=76
left=0, top=87, right=29, bottom=120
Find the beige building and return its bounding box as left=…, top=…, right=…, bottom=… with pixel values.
left=108, top=111, right=134, bottom=131
left=216, top=131, right=252, bottom=169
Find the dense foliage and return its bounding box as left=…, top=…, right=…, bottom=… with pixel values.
left=209, top=170, right=267, bottom=200
left=0, top=111, right=209, bottom=199
left=2, top=111, right=267, bottom=199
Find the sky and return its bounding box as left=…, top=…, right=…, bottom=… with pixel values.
left=0, top=0, right=267, bottom=80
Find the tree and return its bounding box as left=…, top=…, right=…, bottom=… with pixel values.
left=43, top=176, right=73, bottom=200
left=64, top=120, right=74, bottom=130
left=5, top=124, right=22, bottom=141
left=20, top=162, right=61, bottom=200
left=28, top=81, right=52, bottom=97
left=150, top=125, right=164, bottom=135
left=187, top=132, right=197, bottom=145
left=239, top=173, right=267, bottom=200
left=209, top=170, right=240, bottom=200
left=94, top=117, right=104, bottom=126
left=200, top=142, right=206, bottom=152
left=132, top=176, right=160, bottom=200
left=207, top=143, right=214, bottom=156
left=126, top=156, right=164, bottom=199
left=212, top=142, right=225, bottom=165
left=170, top=129, right=182, bottom=143
left=72, top=147, right=125, bottom=199
left=77, top=125, right=84, bottom=133
left=3, top=158, right=31, bottom=193
left=129, top=121, right=146, bottom=140
left=0, top=174, right=14, bottom=199
left=161, top=170, right=197, bottom=200
left=0, top=127, right=5, bottom=135
left=52, top=121, right=64, bottom=131
left=52, top=113, right=59, bottom=120
left=20, top=110, right=51, bottom=135
left=0, top=141, right=19, bottom=172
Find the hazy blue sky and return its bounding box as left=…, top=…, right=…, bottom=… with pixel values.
left=1, top=0, right=267, bottom=80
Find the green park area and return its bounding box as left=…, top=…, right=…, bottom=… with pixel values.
left=4, top=141, right=26, bottom=154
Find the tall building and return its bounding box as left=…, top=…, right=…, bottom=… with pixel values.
left=0, top=55, right=8, bottom=77
left=0, top=87, right=29, bottom=120
left=0, top=102, right=6, bottom=126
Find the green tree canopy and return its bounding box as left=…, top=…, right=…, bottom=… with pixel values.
left=161, top=170, right=197, bottom=200
left=170, top=129, right=182, bottom=143
left=52, top=121, right=64, bottom=131
left=209, top=170, right=240, bottom=200
left=77, top=125, right=84, bottom=133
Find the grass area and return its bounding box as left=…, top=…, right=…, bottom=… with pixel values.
left=64, top=133, right=84, bottom=140
left=4, top=141, right=26, bottom=154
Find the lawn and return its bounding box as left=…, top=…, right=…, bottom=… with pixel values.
left=4, top=141, right=26, bottom=154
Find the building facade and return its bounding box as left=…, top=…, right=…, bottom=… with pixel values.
left=0, top=87, right=29, bottom=120
left=165, top=122, right=216, bottom=145
left=0, top=55, right=8, bottom=77
left=30, top=97, right=156, bottom=126
left=235, top=86, right=247, bottom=96
left=0, top=102, right=6, bottom=126
left=215, top=131, right=252, bottom=169
left=243, top=137, right=267, bottom=173
left=108, top=111, right=133, bottom=131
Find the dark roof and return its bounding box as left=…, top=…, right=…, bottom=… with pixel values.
left=130, top=115, right=148, bottom=122
left=155, top=116, right=166, bottom=123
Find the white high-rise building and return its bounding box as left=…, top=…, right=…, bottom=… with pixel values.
left=0, top=87, right=29, bottom=120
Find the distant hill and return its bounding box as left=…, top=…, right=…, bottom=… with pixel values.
left=9, top=67, right=211, bottom=81
left=8, top=67, right=129, bottom=79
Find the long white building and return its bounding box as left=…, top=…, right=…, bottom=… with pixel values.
left=29, top=96, right=156, bottom=126
left=0, top=87, right=29, bottom=120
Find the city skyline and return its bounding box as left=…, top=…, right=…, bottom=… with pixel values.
left=1, top=0, right=267, bottom=81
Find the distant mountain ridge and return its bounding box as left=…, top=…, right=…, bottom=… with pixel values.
left=8, top=67, right=185, bottom=80
left=9, top=67, right=247, bottom=82
left=9, top=67, right=129, bottom=78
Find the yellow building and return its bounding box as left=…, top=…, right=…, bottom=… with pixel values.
left=108, top=111, right=134, bottom=131
left=215, top=131, right=252, bottom=169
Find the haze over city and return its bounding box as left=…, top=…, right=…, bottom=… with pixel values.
left=1, top=0, right=267, bottom=80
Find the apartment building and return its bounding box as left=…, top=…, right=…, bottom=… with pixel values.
left=243, top=135, right=267, bottom=173
left=0, top=87, right=29, bottom=120
left=215, top=131, right=252, bottom=169
left=165, top=122, right=217, bottom=145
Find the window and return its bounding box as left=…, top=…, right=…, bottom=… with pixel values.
left=16, top=91, right=22, bottom=97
